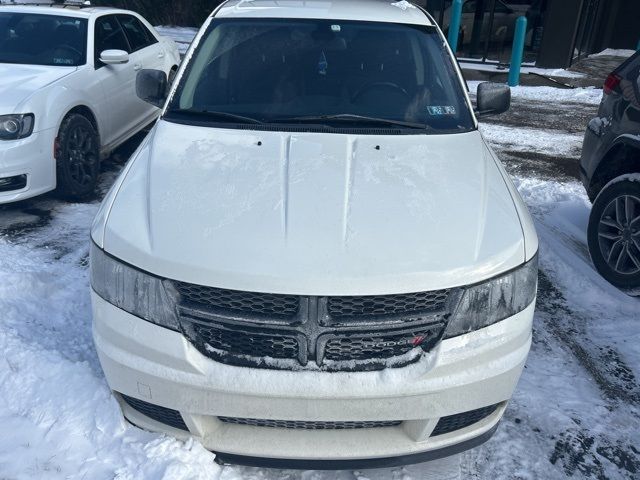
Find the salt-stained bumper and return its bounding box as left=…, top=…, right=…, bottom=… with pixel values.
left=0, top=128, right=57, bottom=204
left=93, top=291, right=534, bottom=463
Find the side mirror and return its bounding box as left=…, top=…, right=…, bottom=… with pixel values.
left=99, top=49, right=129, bottom=65
left=476, top=82, right=511, bottom=118
left=136, top=69, right=168, bottom=108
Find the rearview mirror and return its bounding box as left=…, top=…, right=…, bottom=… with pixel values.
left=476, top=82, right=511, bottom=117
left=136, top=69, right=168, bottom=108
left=99, top=49, right=129, bottom=65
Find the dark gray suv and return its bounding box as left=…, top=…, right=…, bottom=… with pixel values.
left=580, top=51, right=640, bottom=294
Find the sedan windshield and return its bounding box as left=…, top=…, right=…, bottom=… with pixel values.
left=0, top=13, right=87, bottom=66
left=167, top=18, right=474, bottom=133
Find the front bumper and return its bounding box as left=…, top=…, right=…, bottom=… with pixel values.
left=0, top=128, right=57, bottom=204
left=93, top=292, right=534, bottom=466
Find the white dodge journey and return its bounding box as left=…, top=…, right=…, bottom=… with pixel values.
left=91, top=0, right=538, bottom=469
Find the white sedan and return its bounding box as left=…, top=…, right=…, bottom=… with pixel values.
left=0, top=2, right=180, bottom=203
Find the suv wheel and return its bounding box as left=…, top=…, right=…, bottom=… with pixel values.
left=588, top=176, right=640, bottom=294
left=56, top=113, right=100, bottom=200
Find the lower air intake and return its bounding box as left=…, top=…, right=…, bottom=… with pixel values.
left=218, top=416, right=402, bottom=430
left=120, top=394, right=189, bottom=432
left=431, top=404, right=499, bottom=436
left=0, top=174, right=27, bottom=192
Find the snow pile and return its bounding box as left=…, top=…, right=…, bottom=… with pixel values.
left=590, top=49, right=636, bottom=58
left=479, top=123, right=583, bottom=157
left=459, top=62, right=586, bottom=79
left=390, top=0, right=416, bottom=10
left=0, top=204, right=222, bottom=480
left=467, top=80, right=603, bottom=105
left=155, top=26, right=198, bottom=55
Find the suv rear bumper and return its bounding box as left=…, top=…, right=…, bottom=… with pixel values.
left=93, top=291, right=534, bottom=465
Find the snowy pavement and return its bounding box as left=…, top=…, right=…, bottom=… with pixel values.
left=1, top=82, right=639, bottom=478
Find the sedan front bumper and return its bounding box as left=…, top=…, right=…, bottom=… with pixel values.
left=0, top=128, right=57, bottom=204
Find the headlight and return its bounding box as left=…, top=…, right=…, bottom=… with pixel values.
left=90, top=243, right=180, bottom=330
left=444, top=254, right=538, bottom=338
left=0, top=114, right=34, bottom=140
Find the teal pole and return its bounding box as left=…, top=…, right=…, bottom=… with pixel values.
left=447, top=0, right=463, bottom=53
left=508, top=16, right=528, bottom=87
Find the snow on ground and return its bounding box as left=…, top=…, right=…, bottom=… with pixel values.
left=0, top=78, right=639, bottom=479
left=479, top=124, right=583, bottom=157
left=155, top=26, right=198, bottom=55
left=459, top=61, right=586, bottom=79
left=467, top=80, right=604, bottom=105
left=590, top=49, right=636, bottom=58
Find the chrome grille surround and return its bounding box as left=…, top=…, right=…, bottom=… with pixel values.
left=175, top=285, right=460, bottom=371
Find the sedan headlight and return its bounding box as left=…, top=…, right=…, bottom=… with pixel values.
left=90, top=243, right=180, bottom=330
left=0, top=114, right=34, bottom=140
left=444, top=254, right=538, bottom=338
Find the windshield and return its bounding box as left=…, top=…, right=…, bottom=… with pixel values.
left=167, top=18, right=474, bottom=133
left=0, top=13, right=87, bottom=66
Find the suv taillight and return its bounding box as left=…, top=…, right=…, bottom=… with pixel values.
left=603, top=73, right=621, bottom=95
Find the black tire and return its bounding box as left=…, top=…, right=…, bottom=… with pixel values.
left=587, top=176, right=640, bottom=294
left=56, top=113, right=100, bottom=200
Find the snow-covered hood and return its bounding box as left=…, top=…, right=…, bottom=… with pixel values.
left=0, top=64, right=76, bottom=112
left=96, top=121, right=526, bottom=295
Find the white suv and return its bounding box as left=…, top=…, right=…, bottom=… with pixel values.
left=0, top=2, right=179, bottom=203
left=91, top=0, right=538, bottom=469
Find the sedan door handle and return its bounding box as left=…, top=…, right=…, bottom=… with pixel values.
left=158, top=51, right=165, bottom=59
left=134, top=63, right=143, bottom=71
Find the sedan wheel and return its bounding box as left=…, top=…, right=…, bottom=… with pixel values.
left=56, top=113, right=100, bottom=200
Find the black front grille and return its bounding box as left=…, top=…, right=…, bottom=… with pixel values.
left=190, top=322, right=300, bottom=360
left=431, top=404, right=499, bottom=436
left=218, top=416, right=402, bottom=430
left=328, top=290, right=450, bottom=318
left=175, top=282, right=456, bottom=371
left=121, top=394, right=189, bottom=431
left=323, top=329, right=440, bottom=362
left=174, top=282, right=299, bottom=318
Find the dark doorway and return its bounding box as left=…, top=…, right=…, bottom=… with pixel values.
left=424, top=0, right=548, bottom=65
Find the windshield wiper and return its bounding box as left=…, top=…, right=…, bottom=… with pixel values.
left=166, top=108, right=262, bottom=124
left=271, top=114, right=428, bottom=130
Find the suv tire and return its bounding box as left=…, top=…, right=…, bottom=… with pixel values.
left=56, top=113, right=100, bottom=200
left=588, top=175, right=640, bottom=294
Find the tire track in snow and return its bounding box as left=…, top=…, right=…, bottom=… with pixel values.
left=537, top=271, right=640, bottom=406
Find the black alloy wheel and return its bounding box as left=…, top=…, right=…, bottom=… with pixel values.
left=588, top=176, right=640, bottom=294
left=56, top=113, right=100, bottom=200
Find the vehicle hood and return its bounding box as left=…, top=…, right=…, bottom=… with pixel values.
left=97, top=121, right=526, bottom=295
left=0, top=64, right=76, bottom=112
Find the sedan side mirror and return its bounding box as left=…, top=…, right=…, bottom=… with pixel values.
left=476, top=82, right=511, bottom=118
left=99, top=49, right=129, bottom=65
left=136, top=69, right=168, bottom=108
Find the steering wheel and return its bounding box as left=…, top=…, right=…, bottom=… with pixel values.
left=54, top=44, right=83, bottom=61
left=352, top=82, right=410, bottom=104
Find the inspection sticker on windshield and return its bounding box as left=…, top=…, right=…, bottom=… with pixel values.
left=428, top=106, right=456, bottom=116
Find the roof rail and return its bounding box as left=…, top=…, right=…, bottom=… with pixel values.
left=0, top=1, right=92, bottom=8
